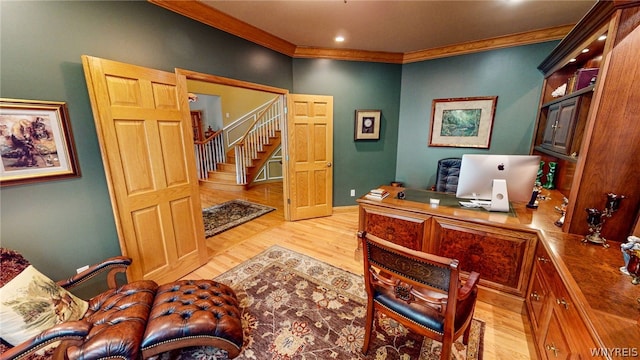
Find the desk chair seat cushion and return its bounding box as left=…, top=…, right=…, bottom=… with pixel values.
left=373, top=281, right=477, bottom=335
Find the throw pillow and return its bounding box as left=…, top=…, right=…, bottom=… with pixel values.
left=0, top=265, right=89, bottom=346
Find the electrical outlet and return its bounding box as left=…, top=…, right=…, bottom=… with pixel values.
left=76, top=265, right=89, bottom=274
left=350, top=189, right=356, bottom=197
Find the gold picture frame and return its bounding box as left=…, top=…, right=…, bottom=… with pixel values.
left=355, top=109, right=381, bottom=140
left=429, top=96, right=498, bottom=148
left=0, top=98, right=80, bottom=186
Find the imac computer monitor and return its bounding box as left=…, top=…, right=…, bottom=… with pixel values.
left=455, top=154, right=541, bottom=212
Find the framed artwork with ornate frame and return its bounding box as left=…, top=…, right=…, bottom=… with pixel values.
left=429, top=96, right=498, bottom=148
left=354, top=109, right=381, bottom=140
left=0, top=98, right=80, bottom=186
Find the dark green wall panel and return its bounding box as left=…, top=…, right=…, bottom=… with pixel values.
left=0, top=1, right=554, bottom=282
left=0, top=1, right=292, bottom=280
left=292, top=59, right=402, bottom=206
left=395, top=42, right=558, bottom=188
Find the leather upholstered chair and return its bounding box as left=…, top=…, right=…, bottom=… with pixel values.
left=359, top=232, right=479, bottom=360
left=0, top=248, right=157, bottom=360
left=0, top=248, right=243, bottom=360
left=434, top=157, right=462, bottom=194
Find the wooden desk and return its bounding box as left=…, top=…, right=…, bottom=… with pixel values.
left=357, top=186, right=640, bottom=359
left=358, top=186, right=556, bottom=299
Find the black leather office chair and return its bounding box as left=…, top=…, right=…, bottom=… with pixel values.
left=434, top=158, right=462, bottom=194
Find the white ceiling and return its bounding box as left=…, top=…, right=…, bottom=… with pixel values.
left=201, top=0, right=597, bottom=53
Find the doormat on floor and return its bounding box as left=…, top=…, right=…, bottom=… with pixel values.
left=162, top=245, right=485, bottom=359
left=202, top=200, right=275, bottom=238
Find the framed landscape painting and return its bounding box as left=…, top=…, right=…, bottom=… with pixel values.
left=429, top=96, right=498, bottom=148
left=0, top=98, right=80, bottom=186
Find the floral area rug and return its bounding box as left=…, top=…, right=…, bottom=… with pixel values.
left=202, top=200, right=275, bottom=238
left=163, top=246, right=484, bottom=360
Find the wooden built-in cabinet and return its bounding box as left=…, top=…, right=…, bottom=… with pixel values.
left=526, top=243, right=598, bottom=360
left=538, top=91, right=591, bottom=156
left=531, top=1, right=640, bottom=242
left=358, top=186, right=640, bottom=360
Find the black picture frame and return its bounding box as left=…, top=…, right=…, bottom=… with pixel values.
left=354, top=110, right=381, bottom=140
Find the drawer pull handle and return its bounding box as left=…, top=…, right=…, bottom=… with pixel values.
left=530, top=292, right=541, bottom=301
left=556, top=298, right=569, bottom=309
left=545, top=343, right=560, bottom=357
left=537, top=256, right=550, bottom=263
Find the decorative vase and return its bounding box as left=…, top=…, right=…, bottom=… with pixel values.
left=543, top=162, right=557, bottom=189
left=535, top=161, right=545, bottom=187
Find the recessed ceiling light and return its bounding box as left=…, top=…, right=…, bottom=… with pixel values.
left=582, top=48, right=589, bottom=53
left=598, top=35, right=607, bottom=41
left=335, top=36, right=345, bottom=43
left=569, top=58, right=577, bottom=63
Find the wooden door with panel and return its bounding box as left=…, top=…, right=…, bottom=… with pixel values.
left=287, top=94, right=334, bottom=221
left=82, top=55, right=208, bottom=283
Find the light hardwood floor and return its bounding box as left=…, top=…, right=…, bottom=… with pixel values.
left=184, top=182, right=538, bottom=360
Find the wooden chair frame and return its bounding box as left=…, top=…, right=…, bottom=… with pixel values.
left=359, top=231, right=479, bottom=359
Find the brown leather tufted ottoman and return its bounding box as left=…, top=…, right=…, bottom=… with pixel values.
left=141, top=280, right=243, bottom=359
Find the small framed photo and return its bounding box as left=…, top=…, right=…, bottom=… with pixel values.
left=354, top=110, right=381, bottom=140
left=1, top=98, right=80, bottom=186
left=429, top=96, right=498, bottom=148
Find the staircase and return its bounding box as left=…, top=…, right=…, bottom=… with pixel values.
left=195, top=97, right=283, bottom=191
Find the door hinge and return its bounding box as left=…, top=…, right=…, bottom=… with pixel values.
left=287, top=198, right=291, bottom=204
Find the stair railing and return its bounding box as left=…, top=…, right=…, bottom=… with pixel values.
left=194, top=129, right=225, bottom=180
left=233, top=97, right=282, bottom=184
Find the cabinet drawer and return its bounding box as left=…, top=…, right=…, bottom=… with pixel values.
left=549, top=280, right=598, bottom=356
left=531, top=243, right=599, bottom=358
left=527, top=266, right=550, bottom=338
left=541, top=308, right=574, bottom=360
left=534, top=243, right=557, bottom=281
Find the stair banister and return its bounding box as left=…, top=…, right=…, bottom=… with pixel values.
left=193, top=97, right=282, bottom=187
left=193, top=129, right=224, bottom=180
left=233, top=97, right=281, bottom=184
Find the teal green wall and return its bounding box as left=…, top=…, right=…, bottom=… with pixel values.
left=292, top=59, right=402, bottom=205
left=0, top=1, right=292, bottom=280
left=0, top=1, right=555, bottom=279
left=395, top=42, right=558, bottom=188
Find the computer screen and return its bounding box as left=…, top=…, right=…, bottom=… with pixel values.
left=456, top=154, right=541, bottom=211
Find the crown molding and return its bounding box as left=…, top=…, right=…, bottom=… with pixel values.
left=150, top=0, right=575, bottom=64
left=293, top=47, right=404, bottom=64
left=403, top=25, right=574, bottom=63
left=149, top=0, right=297, bottom=55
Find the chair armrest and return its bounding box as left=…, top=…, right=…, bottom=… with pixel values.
left=0, top=321, right=91, bottom=360
left=458, top=271, right=480, bottom=301
left=56, top=256, right=131, bottom=290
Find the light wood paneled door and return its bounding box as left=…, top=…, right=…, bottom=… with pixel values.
left=82, top=55, right=208, bottom=283
left=287, top=94, right=333, bottom=221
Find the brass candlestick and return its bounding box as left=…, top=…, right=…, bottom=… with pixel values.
left=583, top=193, right=625, bottom=248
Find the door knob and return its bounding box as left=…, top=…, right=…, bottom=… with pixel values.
left=327, top=162, right=332, bottom=167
